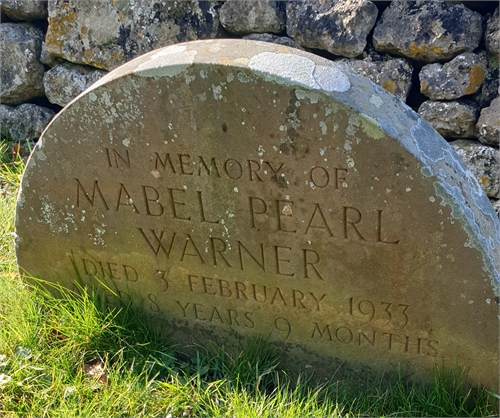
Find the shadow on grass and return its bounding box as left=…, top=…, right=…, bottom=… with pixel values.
left=5, top=273, right=495, bottom=417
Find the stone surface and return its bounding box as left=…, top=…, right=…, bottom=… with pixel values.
left=485, top=7, right=499, bottom=63
left=0, top=104, right=55, bottom=143
left=39, top=41, right=66, bottom=68
left=43, top=63, right=107, bottom=107
left=15, top=40, right=500, bottom=390
left=418, top=100, right=479, bottom=139
left=476, top=67, right=499, bottom=109
left=242, top=33, right=304, bottom=50
left=476, top=97, right=500, bottom=147
left=220, top=0, right=285, bottom=35
left=373, top=1, right=482, bottom=62
left=419, top=53, right=487, bottom=100
left=0, top=22, right=45, bottom=104
left=44, top=0, right=222, bottom=71
left=0, top=0, right=47, bottom=21
left=337, top=54, right=413, bottom=102
left=450, top=140, right=500, bottom=199
left=492, top=199, right=500, bottom=218
left=286, top=0, right=378, bottom=57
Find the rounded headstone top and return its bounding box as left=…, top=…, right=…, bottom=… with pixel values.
left=16, top=39, right=500, bottom=389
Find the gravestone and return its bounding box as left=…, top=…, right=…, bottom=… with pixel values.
left=15, top=40, right=500, bottom=389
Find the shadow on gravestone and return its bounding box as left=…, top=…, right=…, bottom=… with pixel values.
left=15, top=39, right=500, bottom=390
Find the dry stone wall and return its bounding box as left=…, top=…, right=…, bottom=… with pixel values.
left=1, top=0, right=499, bottom=213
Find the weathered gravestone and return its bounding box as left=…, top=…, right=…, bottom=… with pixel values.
left=15, top=40, right=500, bottom=389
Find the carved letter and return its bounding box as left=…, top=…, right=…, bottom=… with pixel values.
left=358, top=330, right=376, bottom=347
left=209, top=237, right=232, bottom=268
left=270, top=287, right=287, bottom=305
left=142, top=185, right=163, bottom=216
left=277, top=200, right=297, bottom=233
left=154, top=152, right=176, bottom=173
left=181, top=235, right=206, bottom=264
left=198, top=156, right=221, bottom=177
left=343, top=206, right=366, bottom=241
left=198, top=191, right=220, bottom=224
left=265, top=161, right=285, bottom=179
left=292, top=289, right=306, bottom=309
left=106, top=147, right=131, bottom=169
left=309, top=292, right=326, bottom=311
left=116, top=183, right=140, bottom=213
left=248, top=196, right=267, bottom=229
left=168, top=188, right=191, bottom=221
left=237, top=241, right=265, bottom=271
left=274, top=245, right=294, bottom=277
left=310, top=166, right=329, bottom=188
left=75, top=179, right=110, bottom=210
left=176, top=301, right=190, bottom=317
left=248, top=160, right=263, bottom=182
left=179, top=154, right=193, bottom=175
left=305, top=204, right=333, bottom=236
left=224, top=159, right=243, bottom=179
left=138, top=228, right=176, bottom=257
left=202, top=276, right=217, bottom=295
left=335, top=168, right=348, bottom=189
left=311, top=323, right=332, bottom=340
left=376, top=210, right=400, bottom=244
left=303, top=249, right=324, bottom=280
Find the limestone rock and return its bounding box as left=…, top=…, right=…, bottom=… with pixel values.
left=491, top=199, right=500, bottom=218
left=44, top=0, right=222, bottom=71
left=220, top=0, right=285, bottom=35
left=39, top=41, right=66, bottom=68
left=476, top=97, right=500, bottom=146
left=419, top=53, right=487, bottom=100
left=0, top=104, right=55, bottom=143
left=450, top=139, right=500, bottom=199
left=373, top=1, right=482, bottom=62
left=418, top=100, right=479, bottom=139
left=338, top=54, right=413, bottom=101
left=486, top=8, right=499, bottom=62
left=0, top=23, right=45, bottom=104
left=286, top=0, right=378, bottom=57
left=0, top=0, right=47, bottom=21
left=44, top=63, right=107, bottom=107
left=477, top=67, right=499, bottom=109
left=242, top=33, right=304, bottom=49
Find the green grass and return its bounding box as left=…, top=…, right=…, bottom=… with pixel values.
left=0, top=142, right=498, bottom=417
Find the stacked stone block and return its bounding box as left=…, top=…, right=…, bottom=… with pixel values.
left=0, top=0, right=498, bottom=214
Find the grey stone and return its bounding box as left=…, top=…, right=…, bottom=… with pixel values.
left=476, top=97, right=500, bottom=147
left=486, top=8, right=499, bottom=63
left=418, top=100, right=479, bottom=139
left=450, top=139, right=499, bottom=199
left=337, top=54, right=413, bottom=101
left=220, top=0, right=285, bottom=35
left=491, top=199, right=500, bottom=218
left=286, top=0, right=378, bottom=57
left=39, top=41, right=66, bottom=68
left=373, top=1, right=482, bottom=62
left=419, top=53, right=487, bottom=100
left=0, top=104, right=55, bottom=143
left=0, top=0, right=47, bottom=21
left=44, top=0, right=222, bottom=71
left=14, top=39, right=500, bottom=391
left=43, top=63, right=107, bottom=107
left=477, top=66, right=499, bottom=109
left=0, top=22, right=45, bottom=104
left=242, top=33, right=304, bottom=50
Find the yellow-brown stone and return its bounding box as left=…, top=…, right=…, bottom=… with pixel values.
left=15, top=40, right=500, bottom=390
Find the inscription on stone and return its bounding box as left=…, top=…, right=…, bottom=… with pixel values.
left=15, top=40, right=499, bottom=389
